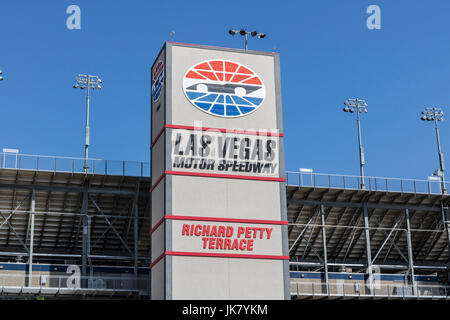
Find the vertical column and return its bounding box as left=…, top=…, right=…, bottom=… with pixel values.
left=441, top=202, right=450, bottom=283
left=134, top=197, right=139, bottom=289
left=320, top=204, right=329, bottom=294
left=27, top=188, right=35, bottom=287
left=363, top=201, right=374, bottom=294
left=405, top=209, right=416, bottom=294
left=150, top=46, right=166, bottom=300
left=81, top=184, right=89, bottom=288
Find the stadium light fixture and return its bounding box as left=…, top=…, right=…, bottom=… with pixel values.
left=343, top=98, right=368, bottom=190
left=420, top=107, right=446, bottom=194
left=228, top=28, right=267, bottom=50
left=73, top=74, right=102, bottom=174
left=0, top=69, right=3, bottom=81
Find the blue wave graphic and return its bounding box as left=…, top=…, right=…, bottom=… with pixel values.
left=186, top=91, right=261, bottom=117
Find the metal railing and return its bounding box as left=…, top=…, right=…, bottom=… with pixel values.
left=286, top=171, right=450, bottom=195
left=290, top=281, right=450, bottom=299
left=0, top=153, right=150, bottom=177
left=4, top=152, right=448, bottom=192
left=0, top=274, right=149, bottom=296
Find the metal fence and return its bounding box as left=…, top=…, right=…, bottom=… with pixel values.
left=286, top=171, right=449, bottom=195
left=0, top=153, right=150, bottom=177
left=4, top=152, right=448, bottom=192
left=290, top=281, right=450, bottom=299
left=0, top=274, right=149, bottom=296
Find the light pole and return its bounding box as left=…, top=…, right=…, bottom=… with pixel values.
left=421, top=107, right=446, bottom=194
left=343, top=98, right=368, bottom=189
left=228, top=29, right=266, bottom=50
left=73, top=74, right=102, bottom=173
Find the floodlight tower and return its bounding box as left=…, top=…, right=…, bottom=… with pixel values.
left=228, top=29, right=266, bottom=50
left=420, top=107, right=446, bottom=194
left=73, top=74, right=102, bottom=173
left=343, top=98, right=368, bottom=189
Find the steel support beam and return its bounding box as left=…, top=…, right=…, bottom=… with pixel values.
left=81, top=184, right=89, bottom=288
left=371, top=215, right=402, bottom=264
left=0, top=211, right=29, bottom=254
left=363, top=201, right=374, bottom=294
left=356, top=193, right=411, bottom=262
left=27, top=189, right=35, bottom=287
left=333, top=208, right=361, bottom=260
left=413, top=214, right=443, bottom=259
left=0, top=195, right=29, bottom=231
left=134, top=195, right=139, bottom=288
left=405, top=209, right=416, bottom=294
left=289, top=208, right=318, bottom=255
left=342, top=212, right=364, bottom=262
left=326, top=191, right=360, bottom=253
left=381, top=221, right=408, bottom=264
left=374, top=215, right=409, bottom=264
left=442, top=202, right=450, bottom=283
left=320, top=205, right=329, bottom=294
left=302, top=191, right=344, bottom=259
left=91, top=199, right=134, bottom=257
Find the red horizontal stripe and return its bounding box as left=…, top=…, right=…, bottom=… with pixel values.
left=150, top=126, right=166, bottom=149
left=150, top=172, right=166, bottom=192
left=165, top=124, right=284, bottom=137
left=165, top=170, right=286, bottom=182
left=165, top=215, right=288, bottom=225
left=166, top=251, right=289, bottom=260
left=150, top=217, right=165, bottom=235
left=150, top=252, right=165, bottom=268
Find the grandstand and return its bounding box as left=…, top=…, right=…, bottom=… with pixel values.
left=0, top=153, right=150, bottom=299
left=0, top=152, right=448, bottom=299
left=286, top=171, right=450, bottom=299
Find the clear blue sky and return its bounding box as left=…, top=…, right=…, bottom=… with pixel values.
left=0, top=0, right=449, bottom=180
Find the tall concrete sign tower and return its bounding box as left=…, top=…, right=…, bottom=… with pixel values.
left=150, top=42, right=289, bottom=299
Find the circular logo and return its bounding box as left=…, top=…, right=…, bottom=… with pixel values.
left=183, top=60, right=265, bottom=118
left=152, top=60, right=164, bottom=102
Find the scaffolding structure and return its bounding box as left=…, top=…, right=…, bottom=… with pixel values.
left=0, top=156, right=151, bottom=298
left=287, top=171, right=450, bottom=300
